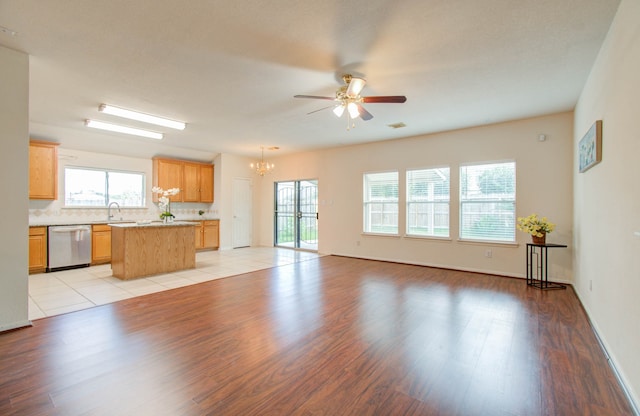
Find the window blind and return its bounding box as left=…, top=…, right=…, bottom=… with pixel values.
left=363, top=171, right=399, bottom=234
left=407, top=167, right=450, bottom=237
left=459, top=162, right=515, bottom=242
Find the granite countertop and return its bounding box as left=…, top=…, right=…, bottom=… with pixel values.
left=109, top=221, right=198, bottom=228
left=29, top=218, right=219, bottom=227
left=29, top=221, right=111, bottom=227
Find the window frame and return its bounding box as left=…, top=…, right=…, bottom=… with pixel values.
left=363, top=170, right=400, bottom=236
left=64, top=166, right=146, bottom=208
left=406, top=166, right=451, bottom=238
left=459, top=160, right=516, bottom=243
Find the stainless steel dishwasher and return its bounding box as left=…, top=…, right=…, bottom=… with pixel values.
left=47, top=225, right=92, bottom=272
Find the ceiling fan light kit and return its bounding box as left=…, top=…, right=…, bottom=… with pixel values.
left=294, top=74, right=407, bottom=130
left=347, top=102, right=360, bottom=119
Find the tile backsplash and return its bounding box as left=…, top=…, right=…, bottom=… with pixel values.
left=29, top=204, right=218, bottom=225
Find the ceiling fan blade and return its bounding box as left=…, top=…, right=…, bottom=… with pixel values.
left=361, top=95, right=407, bottom=103
left=346, top=77, right=366, bottom=97
left=306, top=105, right=335, bottom=115
left=357, top=104, right=373, bottom=121
left=294, top=95, right=336, bottom=101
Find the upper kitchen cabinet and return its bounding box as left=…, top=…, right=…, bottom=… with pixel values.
left=184, top=162, right=214, bottom=203
left=153, top=158, right=183, bottom=202
left=153, top=157, right=214, bottom=203
left=29, top=140, right=59, bottom=200
left=199, top=164, right=214, bottom=203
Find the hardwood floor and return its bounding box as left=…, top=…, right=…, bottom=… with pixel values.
left=1, top=256, right=633, bottom=415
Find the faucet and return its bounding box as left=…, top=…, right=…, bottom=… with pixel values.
left=108, top=202, right=121, bottom=221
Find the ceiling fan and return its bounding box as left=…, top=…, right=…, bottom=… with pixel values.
left=294, top=74, right=406, bottom=124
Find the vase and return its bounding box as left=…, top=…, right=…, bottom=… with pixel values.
left=532, top=233, right=546, bottom=245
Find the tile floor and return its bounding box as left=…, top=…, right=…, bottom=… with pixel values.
left=29, top=247, right=322, bottom=320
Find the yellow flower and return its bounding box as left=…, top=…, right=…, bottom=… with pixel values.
left=517, top=214, right=555, bottom=236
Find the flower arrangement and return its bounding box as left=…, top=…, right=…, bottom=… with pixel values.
left=516, top=214, right=555, bottom=237
left=152, top=186, right=180, bottom=220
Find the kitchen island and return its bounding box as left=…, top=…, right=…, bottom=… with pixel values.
left=110, top=221, right=197, bottom=280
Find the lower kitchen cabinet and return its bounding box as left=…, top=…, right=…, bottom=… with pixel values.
left=29, top=227, right=47, bottom=274
left=196, top=220, right=219, bottom=250
left=91, top=224, right=112, bottom=265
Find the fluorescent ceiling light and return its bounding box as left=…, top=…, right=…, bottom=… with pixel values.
left=85, top=119, right=163, bottom=140
left=98, top=104, right=186, bottom=130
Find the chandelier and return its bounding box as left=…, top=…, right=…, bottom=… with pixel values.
left=251, top=146, right=275, bottom=176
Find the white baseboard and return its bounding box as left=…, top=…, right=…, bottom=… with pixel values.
left=572, top=289, right=640, bottom=415
left=0, top=320, right=32, bottom=333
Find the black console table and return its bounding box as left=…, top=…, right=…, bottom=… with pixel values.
left=526, top=243, right=567, bottom=290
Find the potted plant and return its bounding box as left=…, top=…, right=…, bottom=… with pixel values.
left=152, top=186, right=180, bottom=222
left=517, top=214, right=555, bottom=244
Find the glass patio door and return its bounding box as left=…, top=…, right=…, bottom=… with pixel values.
left=274, top=179, right=318, bottom=251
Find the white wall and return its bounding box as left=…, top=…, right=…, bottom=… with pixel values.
left=0, top=45, right=30, bottom=331
left=574, top=0, right=640, bottom=406
left=257, top=112, right=574, bottom=279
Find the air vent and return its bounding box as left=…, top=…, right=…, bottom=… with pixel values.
left=387, top=122, right=406, bottom=129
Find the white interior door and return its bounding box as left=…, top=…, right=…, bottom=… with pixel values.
left=232, top=177, right=252, bottom=248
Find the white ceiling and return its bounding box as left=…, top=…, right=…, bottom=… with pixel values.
left=0, top=0, right=620, bottom=162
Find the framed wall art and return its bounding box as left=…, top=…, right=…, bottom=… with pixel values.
left=579, top=120, right=602, bottom=173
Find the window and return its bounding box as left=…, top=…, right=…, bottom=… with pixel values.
left=407, top=167, right=450, bottom=237
left=64, top=167, right=145, bottom=207
left=460, top=161, right=515, bottom=242
left=363, top=171, right=399, bottom=234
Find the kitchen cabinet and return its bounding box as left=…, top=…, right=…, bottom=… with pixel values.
left=183, top=162, right=214, bottom=203
left=111, top=222, right=197, bottom=280
left=152, top=158, right=183, bottom=202
left=183, top=162, right=200, bottom=202
left=199, top=164, right=214, bottom=203
left=91, top=224, right=112, bottom=265
left=153, top=157, right=214, bottom=203
left=29, top=227, right=47, bottom=274
left=29, top=140, right=59, bottom=200
left=195, top=220, right=219, bottom=250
